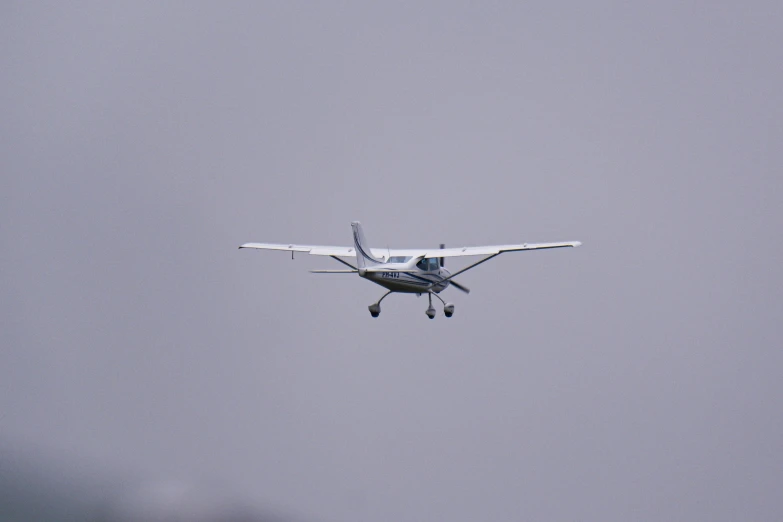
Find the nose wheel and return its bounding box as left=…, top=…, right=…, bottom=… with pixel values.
left=429, top=291, right=454, bottom=319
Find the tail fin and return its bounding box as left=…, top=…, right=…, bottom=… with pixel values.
left=351, top=221, right=383, bottom=271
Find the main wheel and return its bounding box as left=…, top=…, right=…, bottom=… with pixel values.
left=368, top=304, right=381, bottom=318
left=444, top=303, right=455, bottom=318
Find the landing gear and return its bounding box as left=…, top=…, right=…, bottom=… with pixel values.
left=429, top=291, right=455, bottom=319
left=367, top=290, right=455, bottom=319
left=368, top=290, right=392, bottom=318
left=424, top=292, right=435, bottom=319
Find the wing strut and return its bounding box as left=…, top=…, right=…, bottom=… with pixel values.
left=427, top=253, right=500, bottom=290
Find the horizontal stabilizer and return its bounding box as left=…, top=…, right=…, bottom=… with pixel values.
left=309, top=269, right=358, bottom=273
left=363, top=268, right=420, bottom=274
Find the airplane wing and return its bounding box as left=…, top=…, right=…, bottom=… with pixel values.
left=239, top=241, right=581, bottom=259
left=416, top=240, right=581, bottom=290
left=239, top=243, right=358, bottom=257
left=420, top=241, right=581, bottom=259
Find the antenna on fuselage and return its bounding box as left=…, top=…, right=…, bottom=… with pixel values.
left=439, top=244, right=445, bottom=267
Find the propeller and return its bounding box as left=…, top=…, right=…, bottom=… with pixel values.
left=439, top=244, right=470, bottom=293
left=449, top=279, right=471, bottom=294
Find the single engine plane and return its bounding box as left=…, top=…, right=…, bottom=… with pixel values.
left=239, top=222, right=580, bottom=319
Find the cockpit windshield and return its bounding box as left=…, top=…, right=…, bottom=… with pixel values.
left=416, top=258, right=440, bottom=271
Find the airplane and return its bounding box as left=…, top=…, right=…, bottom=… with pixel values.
left=239, top=222, right=581, bottom=319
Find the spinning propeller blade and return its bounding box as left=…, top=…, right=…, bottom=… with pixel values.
left=440, top=243, right=468, bottom=292
left=449, top=279, right=470, bottom=294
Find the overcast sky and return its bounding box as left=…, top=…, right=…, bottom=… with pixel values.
left=2, top=2, right=782, bottom=521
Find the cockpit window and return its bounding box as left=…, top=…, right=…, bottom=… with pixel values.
left=388, top=256, right=412, bottom=264
left=416, top=258, right=440, bottom=271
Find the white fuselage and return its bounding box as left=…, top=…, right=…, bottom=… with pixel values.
left=362, top=264, right=451, bottom=294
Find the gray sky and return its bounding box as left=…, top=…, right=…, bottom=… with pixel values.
left=2, top=2, right=782, bottom=521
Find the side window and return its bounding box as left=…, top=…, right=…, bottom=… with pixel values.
left=429, top=258, right=439, bottom=271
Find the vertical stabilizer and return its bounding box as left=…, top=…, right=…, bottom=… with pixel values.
left=351, top=221, right=382, bottom=271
